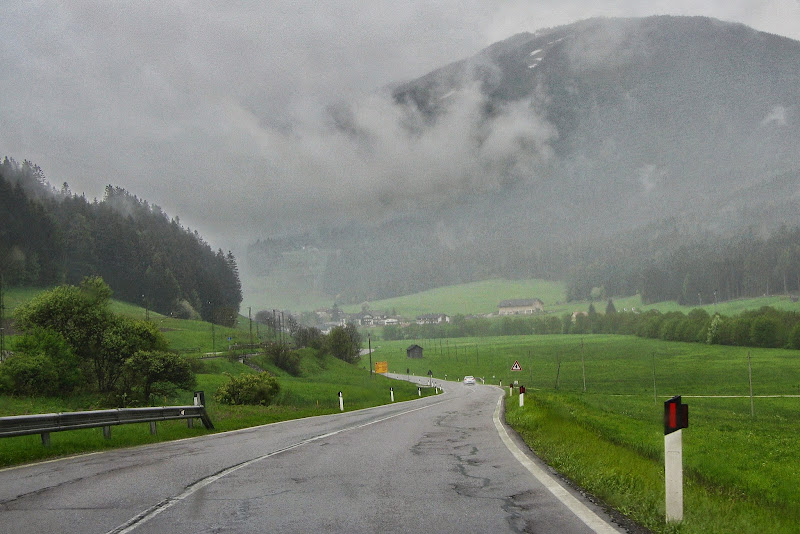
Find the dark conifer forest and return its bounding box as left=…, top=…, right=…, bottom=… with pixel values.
left=0, top=157, right=241, bottom=326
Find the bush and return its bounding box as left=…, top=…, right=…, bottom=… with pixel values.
left=717, top=316, right=752, bottom=346
left=707, top=314, right=724, bottom=344
left=1, top=328, right=81, bottom=395
left=750, top=316, right=785, bottom=348
left=789, top=322, right=800, bottom=350
left=0, top=353, right=59, bottom=396
left=326, top=324, right=361, bottom=364
left=267, top=343, right=302, bottom=376
left=120, top=350, right=196, bottom=405
left=171, top=299, right=201, bottom=320
left=214, top=372, right=280, bottom=405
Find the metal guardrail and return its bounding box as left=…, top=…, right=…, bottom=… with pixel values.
left=0, top=391, right=214, bottom=446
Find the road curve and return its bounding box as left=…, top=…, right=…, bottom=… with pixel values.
left=0, top=378, right=627, bottom=533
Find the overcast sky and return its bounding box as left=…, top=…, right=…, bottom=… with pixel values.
left=2, top=1, right=799, bottom=249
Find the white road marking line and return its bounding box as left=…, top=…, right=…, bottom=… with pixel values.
left=106, top=399, right=448, bottom=534
left=492, top=395, right=622, bottom=534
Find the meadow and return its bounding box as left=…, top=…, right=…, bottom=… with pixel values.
left=372, top=334, right=800, bottom=533
left=334, top=277, right=800, bottom=319
left=341, top=278, right=567, bottom=316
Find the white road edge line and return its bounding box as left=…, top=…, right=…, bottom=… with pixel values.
left=105, top=398, right=449, bottom=534
left=492, top=394, right=622, bottom=534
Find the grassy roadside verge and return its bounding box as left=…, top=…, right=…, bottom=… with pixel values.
left=505, top=392, right=799, bottom=534
left=0, top=354, right=436, bottom=468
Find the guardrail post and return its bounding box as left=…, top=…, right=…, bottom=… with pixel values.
left=187, top=418, right=194, bottom=428
left=150, top=421, right=157, bottom=435
left=41, top=432, right=50, bottom=447
left=103, top=426, right=112, bottom=439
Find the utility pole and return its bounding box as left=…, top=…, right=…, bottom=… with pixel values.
left=281, top=311, right=286, bottom=347
left=249, top=307, right=253, bottom=347
left=208, top=301, right=215, bottom=354
left=581, top=338, right=586, bottom=393
left=0, top=274, right=5, bottom=360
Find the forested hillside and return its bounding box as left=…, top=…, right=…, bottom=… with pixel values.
left=247, top=16, right=800, bottom=306
left=0, top=157, right=241, bottom=325
left=566, top=222, right=800, bottom=305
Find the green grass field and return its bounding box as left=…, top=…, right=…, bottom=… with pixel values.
left=372, top=334, right=800, bottom=533
left=341, top=278, right=567, bottom=316
left=334, top=278, right=800, bottom=319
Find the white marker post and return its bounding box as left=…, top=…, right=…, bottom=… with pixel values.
left=664, top=396, right=688, bottom=523
left=418, top=387, right=421, bottom=397
left=390, top=387, right=394, bottom=402
left=519, top=385, right=525, bottom=407
left=338, top=391, right=344, bottom=412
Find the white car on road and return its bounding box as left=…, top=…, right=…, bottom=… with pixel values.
left=462, top=375, right=476, bottom=385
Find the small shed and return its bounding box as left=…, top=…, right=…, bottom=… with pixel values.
left=406, top=344, right=423, bottom=359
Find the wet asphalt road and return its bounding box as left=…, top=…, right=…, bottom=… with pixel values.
left=0, top=378, right=627, bottom=533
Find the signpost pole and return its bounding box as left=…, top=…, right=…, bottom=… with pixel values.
left=748, top=351, right=754, bottom=418
left=664, top=396, right=688, bottom=523
left=665, top=429, right=683, bottom=522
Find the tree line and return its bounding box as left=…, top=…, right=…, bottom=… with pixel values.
left=381, top=303, right=800, bottom=351
left=566, top=225, right=800, bottom=306
left=0, top=157, right=241, bottom=325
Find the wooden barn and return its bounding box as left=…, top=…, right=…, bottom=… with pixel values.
left=406, top=344, right=423, bottom=359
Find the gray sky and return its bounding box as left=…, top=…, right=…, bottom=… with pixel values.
left=2, top=1, right=799, bottom=249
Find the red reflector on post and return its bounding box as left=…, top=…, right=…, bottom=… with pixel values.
left=664, top=396, right=687, bottom=435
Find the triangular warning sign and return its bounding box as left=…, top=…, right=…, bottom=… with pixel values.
left=511, top=360, right=522, bottom=371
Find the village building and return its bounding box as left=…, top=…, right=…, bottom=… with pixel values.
left=497, top=299, right=544, bottom=315
left=415, top=313, right=451, bottom=325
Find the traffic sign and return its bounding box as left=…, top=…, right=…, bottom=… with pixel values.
left=511, top=360, right=522, bottom=371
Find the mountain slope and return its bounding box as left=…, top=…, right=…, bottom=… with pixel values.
left=248, top=16, right=800, bottom=305
left=390, top=15, right=800, bottom=232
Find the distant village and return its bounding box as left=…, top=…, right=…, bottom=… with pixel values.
left=312, top=298, right=547, bottom=334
